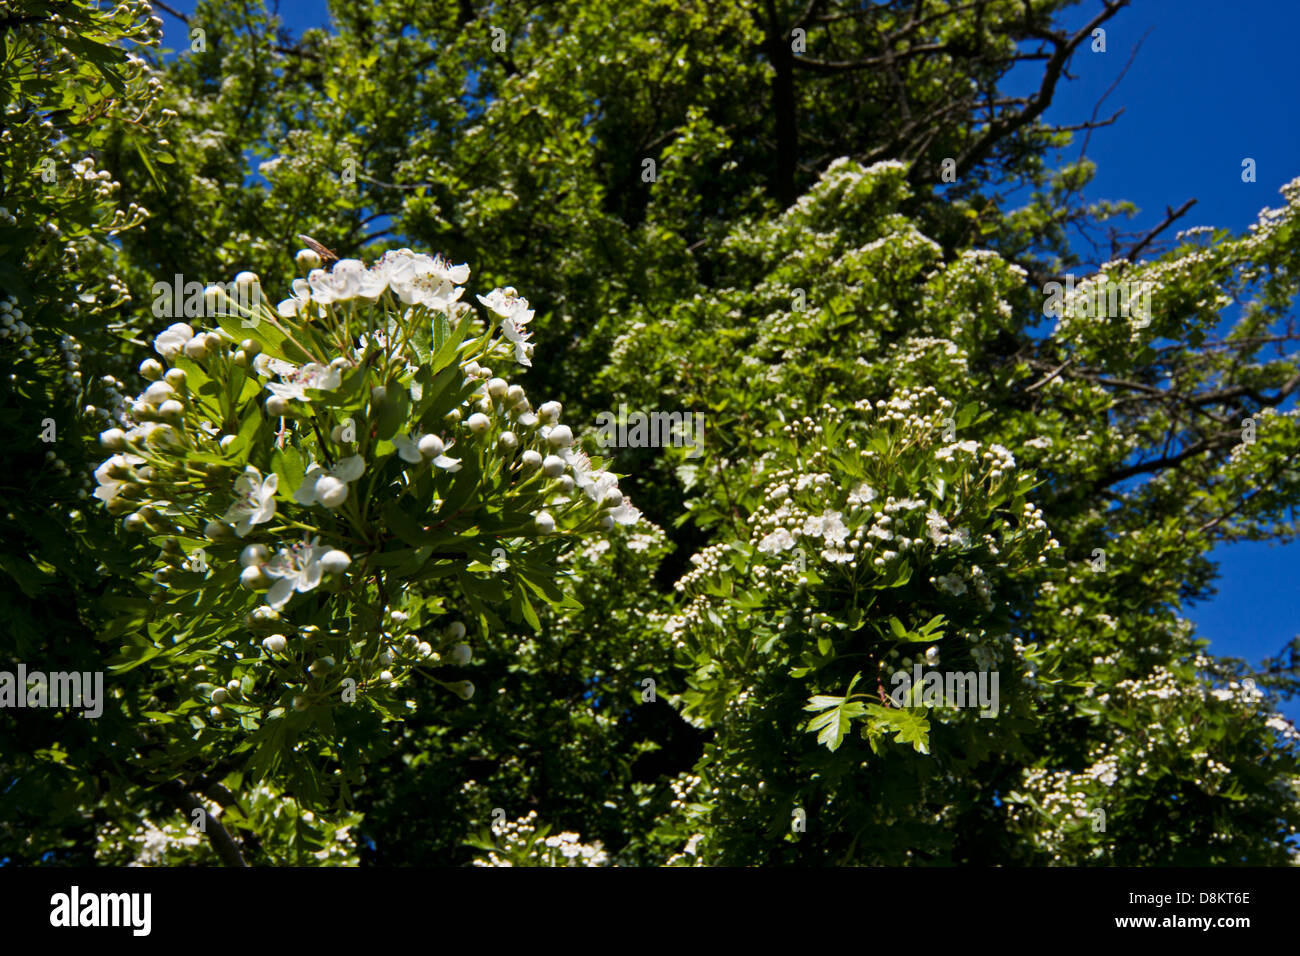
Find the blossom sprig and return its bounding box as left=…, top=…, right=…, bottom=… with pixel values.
left=92, top=245, right=640, bottom=752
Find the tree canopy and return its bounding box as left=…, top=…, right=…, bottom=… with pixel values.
left=1, top=0, right=1297, bottom=867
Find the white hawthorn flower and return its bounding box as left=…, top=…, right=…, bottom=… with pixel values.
left=263, top=536, right=329, bottom=610
left=153, top=322, right=194, bottom=359
left=758, top=528, right=797, bottom=553
left=608, top=499, right=641, bottom=526
left=392, top=432, right=425, bottom=464
left=847, top=482, right=876, bottom=506
left=294, top=455, right=364, bottom=509
left=476, top=288, right=535, bottom=367
left=222, top=466, right=279, bottom=536
left=264, top=359, right=342, bottom=402
left=92, top=453, right=146, bottom=504
left=306, top=259, right=386, bottom=304
left=934, top=573, right=967, bottom=596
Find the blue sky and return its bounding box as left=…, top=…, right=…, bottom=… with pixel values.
left=156, top=1, right=1300, bottom=717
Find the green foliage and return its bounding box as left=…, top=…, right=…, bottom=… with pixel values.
left=3, top=0, right=1299, bottom=868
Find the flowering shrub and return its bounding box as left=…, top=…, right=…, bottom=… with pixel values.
left=667, top=392, right=1057, bottom=755
left=91, top=248, right=639, bottom=787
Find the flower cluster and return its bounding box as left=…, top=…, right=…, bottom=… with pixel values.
left=91, top=246, right=639, bottom=736
left=471, top=811, right=611, bottom=867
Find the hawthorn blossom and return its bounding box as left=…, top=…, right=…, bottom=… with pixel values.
left=608, top=500, right=642, bottom=525
left=263, top=536, right=329, bottom=610
left=222, top=466, right=279, bottom=536
left=376, top=249, right=468, bottom=311
left=392, top=432, right=424, bottom=464
left=758, top=528, right=797, bottom=553
left=393, top=432, right=461, bottom=471
left=476, top=287, right=535, bottom=366
left=294, top=455, right=365, bottom=508
left=847, top=482, right=876, bottom=506
left=306, top=258, right=387, bottom=304
left=92, top=453, right=146, bottom=505
left=263, top=359, right=343, bottom=402
left=153, top=323, right=194, bottom=359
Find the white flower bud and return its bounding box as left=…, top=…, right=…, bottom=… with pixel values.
left=506, top=385, right=525, bottom=404
left=210, top=687, right=228, bottom=704
left=100, top=428, right=127, bottom=450
left=417, top=641, right=432, bottom=657
left=542, top=454, right=566, bottom=477
left=233, top=271, right=259, bottom=290
left=263, top=634, right=287, bottom=654
left=143, top=381, right=173, bottom=405
left=600, top=515, right=615, bottom=531
left=158, top=399, right=184, bottom=421
left=534, top=511, right=555, bottom=534
left=292, top=695, right=309, bottom=711
left=183, top=335, right=209, bottom=360
left=240, top=564, right=270, bottom=590
left=164, top=367, right=187, bottom=389
left=266, top=394, right=289, bottom=416
left=453, top=680, right=475, bottom=700
left=219, top=435, right=236, bottom=453
left=448, top=643, right=472, bottom=665
left=466, top=412, right=490, bottom=435
left=497, top=430, right=518, bottom=451
left=240, top=544, right=268, bottom=567
left=379, top=670, right=393, bottom=683
left=601, top=488, right=623, bottom=508
left=538, top=401, right=562, bottom=423
left=446, top=621, right=467, bottom=640
left=546, top=424, right=573, bottom=448
left=316, top=476, right=347, bottom=508
left=486, top=377, right=508, bottom=399
left=139, top=358, right=163, bottom=380
left=319, top=549, right=352, bottom=574
left=418, top=434, right=445, bottom=458
left=296, top=248, right=322, bottom=269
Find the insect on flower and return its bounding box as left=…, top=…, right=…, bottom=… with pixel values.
left=297, top=234, right=339, bottom=267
